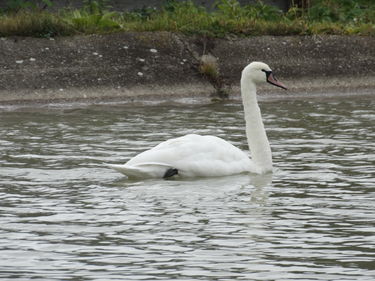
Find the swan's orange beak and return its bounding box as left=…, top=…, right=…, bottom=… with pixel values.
left=267, top=72, right=287, bottom=90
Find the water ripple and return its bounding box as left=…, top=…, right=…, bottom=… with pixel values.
left=0, top=98, right=374, bottom=280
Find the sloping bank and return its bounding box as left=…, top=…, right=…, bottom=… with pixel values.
left=0, top=32, right=374, bottom=105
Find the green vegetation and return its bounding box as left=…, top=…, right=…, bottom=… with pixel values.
left=0, top=0, right=374, bottom=37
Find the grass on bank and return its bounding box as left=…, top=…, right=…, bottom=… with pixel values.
left=0, top=0, right=375, bottom=37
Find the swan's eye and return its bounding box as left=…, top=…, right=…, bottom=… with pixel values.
left=261, top=69, right=272, bottom=77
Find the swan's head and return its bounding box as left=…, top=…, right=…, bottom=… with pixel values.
left=242, top=62, right=287, bottom=90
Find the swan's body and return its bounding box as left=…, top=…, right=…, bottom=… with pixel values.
left=110, top=134, right=256, bottom=178
left=109, top=62, right=287, bottom=179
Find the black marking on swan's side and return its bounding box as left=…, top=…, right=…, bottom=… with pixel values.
left=163, top=168, right=178, bottom=179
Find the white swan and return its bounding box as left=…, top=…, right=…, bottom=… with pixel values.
left=109, top=62, right=287, bottom=179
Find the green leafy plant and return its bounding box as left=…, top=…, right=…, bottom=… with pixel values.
left=307, top=0, right=374, bottom=23
left=215, top=0, right=243, bottom=20
left=63, top=1, right=121, bottom=33
left=244, top=1, right=283, bottom=21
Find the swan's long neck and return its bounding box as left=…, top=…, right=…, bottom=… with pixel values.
left=241, top=77, right=272, bottom=173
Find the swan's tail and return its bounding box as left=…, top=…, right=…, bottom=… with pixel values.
left=107, top=162, right=174, bottom=179
left=107, top=164, right=145, bottom=178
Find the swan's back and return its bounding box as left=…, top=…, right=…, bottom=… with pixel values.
left=114, top=134, right=254, bottom=178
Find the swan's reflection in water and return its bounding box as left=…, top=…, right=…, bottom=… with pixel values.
left=114, top=172, right=272, bottom=204
left=249, top=173, right=272, bottom=204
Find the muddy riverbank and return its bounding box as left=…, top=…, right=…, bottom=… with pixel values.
left=0, top=32, right=374, bottom=105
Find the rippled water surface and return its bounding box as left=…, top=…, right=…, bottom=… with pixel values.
left=1, top=97, right=374, bottom=280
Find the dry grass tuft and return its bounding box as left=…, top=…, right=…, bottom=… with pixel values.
left=0, top=11, right=73, bottom=37
left=199, top=54, right=219, bottom=79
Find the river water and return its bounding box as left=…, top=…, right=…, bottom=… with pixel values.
left=0, top=97, right=374, bottom=280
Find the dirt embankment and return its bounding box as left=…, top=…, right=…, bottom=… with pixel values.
left=0, top=32, right=374, bottom=105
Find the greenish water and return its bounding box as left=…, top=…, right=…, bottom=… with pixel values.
left=0, top=98, right=374, bottom=280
